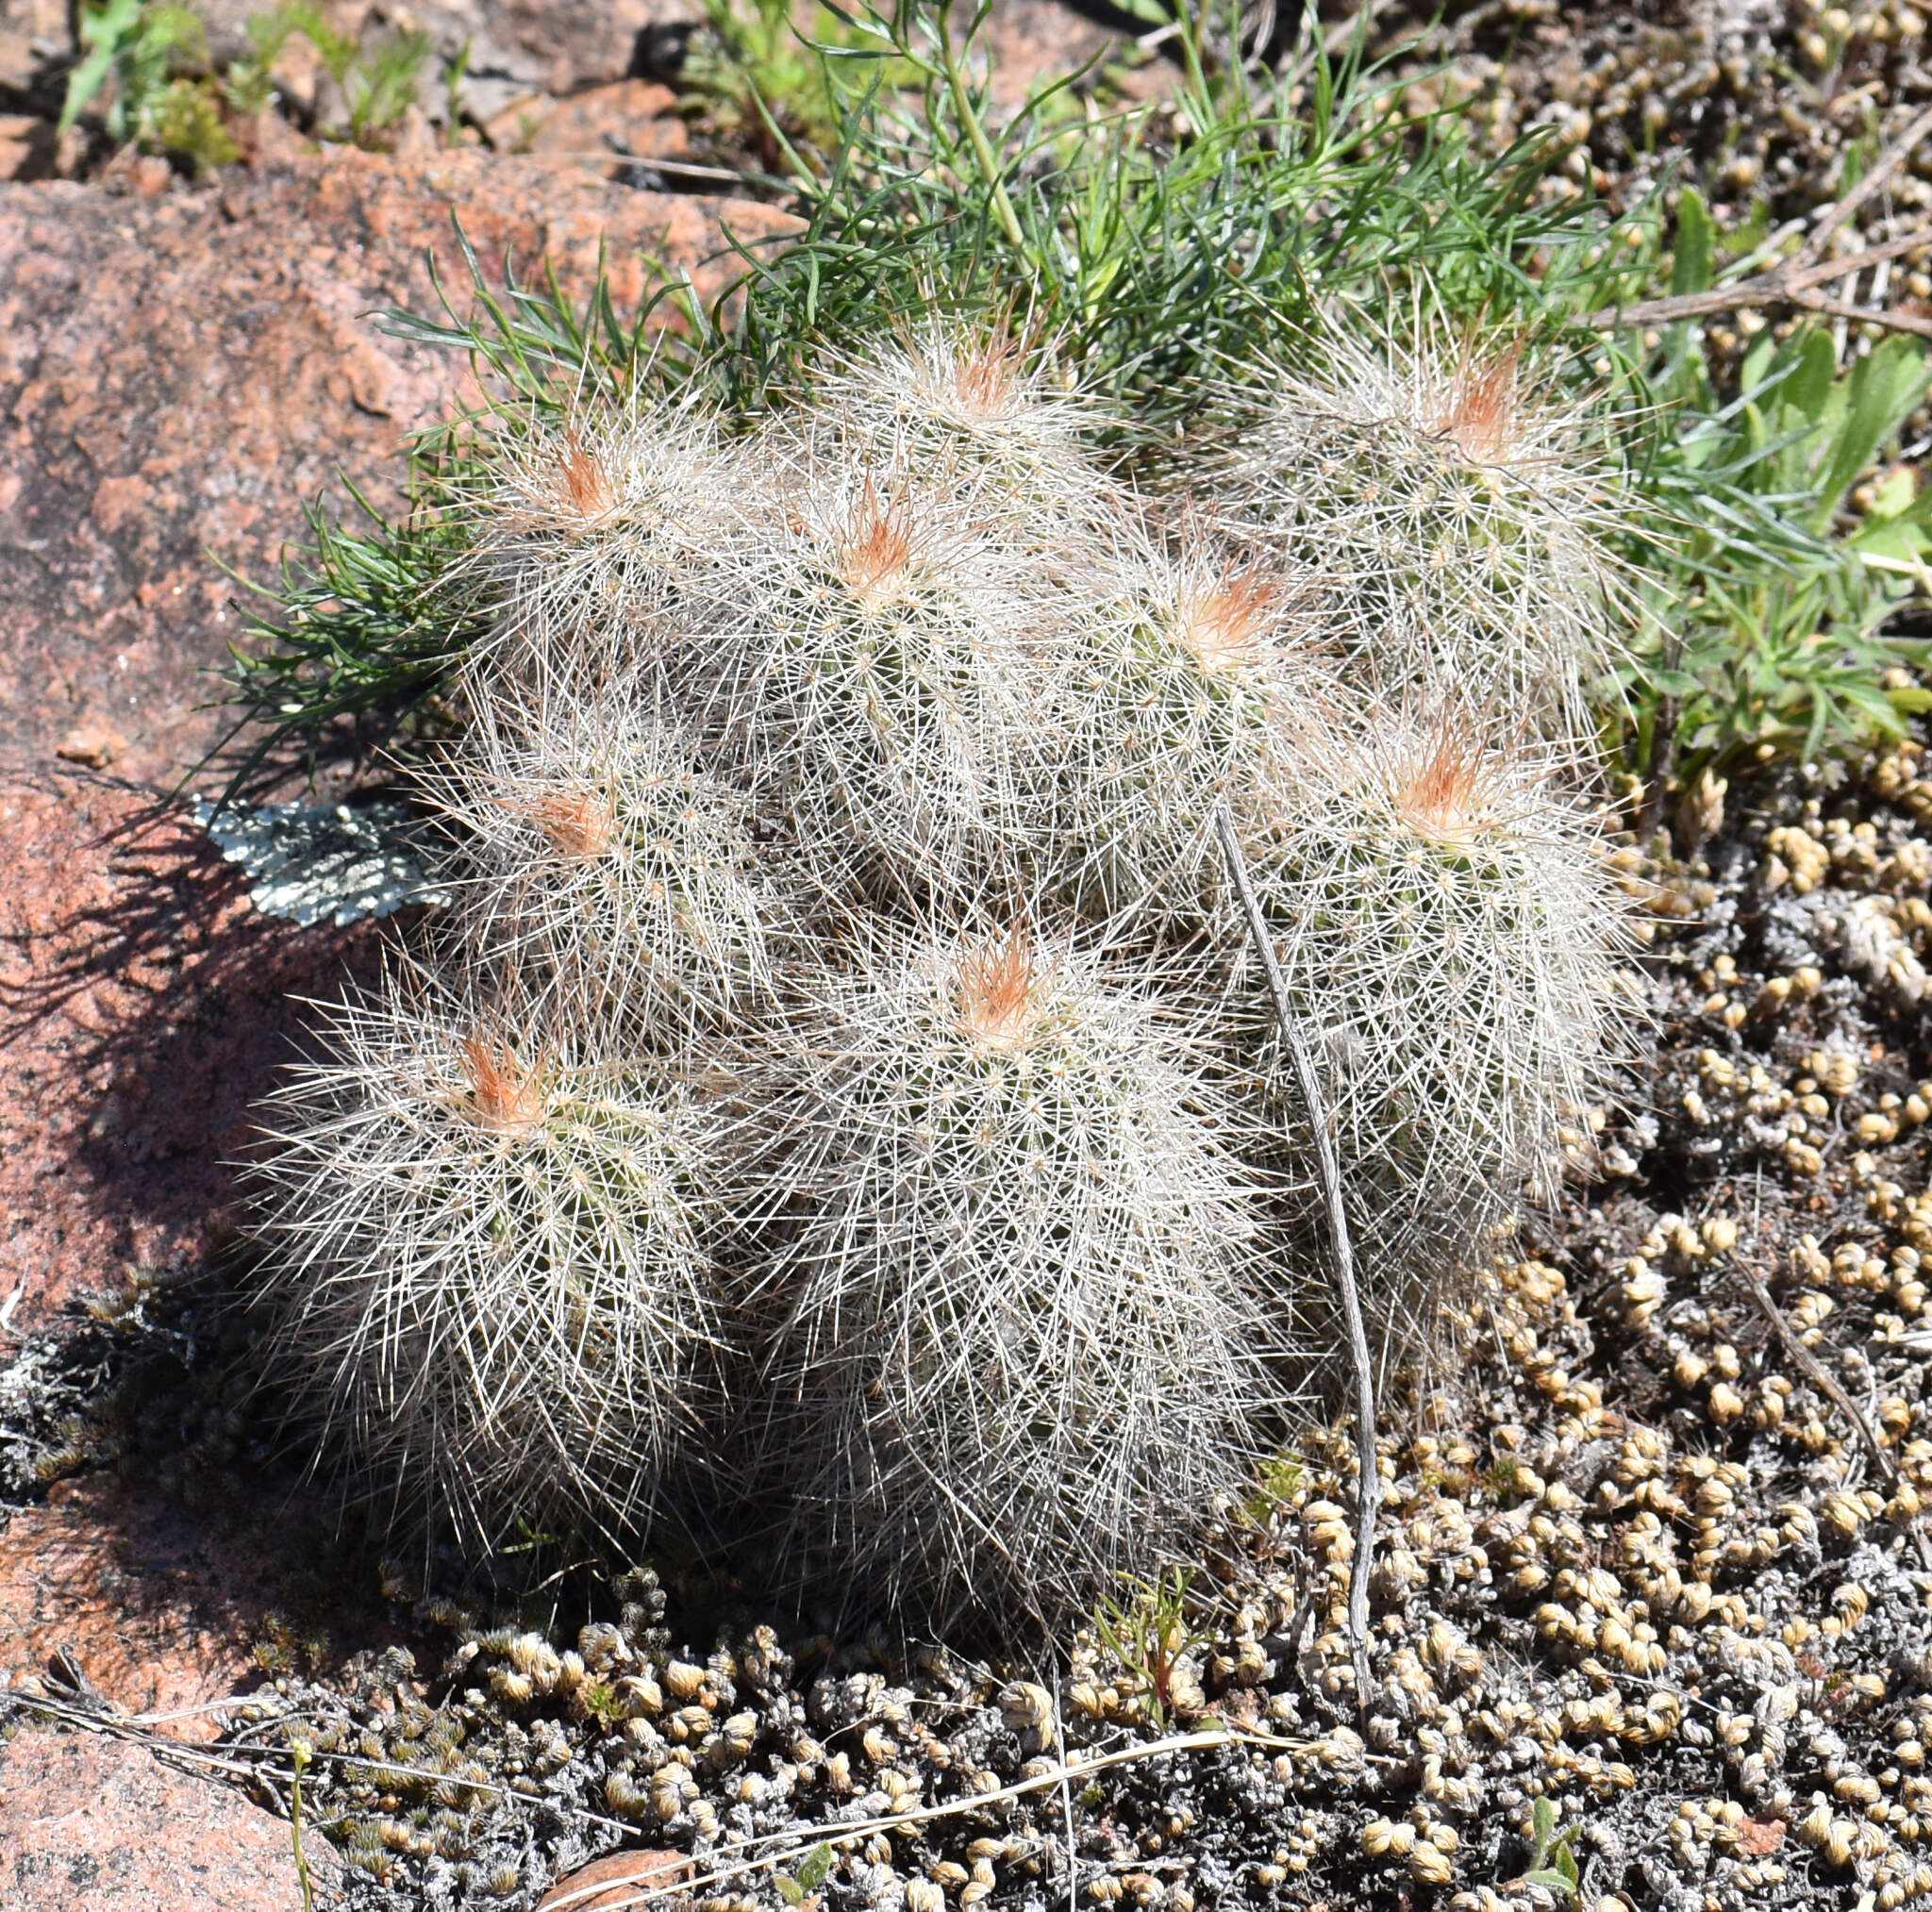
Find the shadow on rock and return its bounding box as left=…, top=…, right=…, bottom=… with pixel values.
left=0, top=766, right=391, bottom=1329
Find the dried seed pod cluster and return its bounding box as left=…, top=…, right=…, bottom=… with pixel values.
left=249, top=314, right=1643, bottom=1621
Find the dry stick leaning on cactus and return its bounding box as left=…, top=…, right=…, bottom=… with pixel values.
left=1214, top=805, right=1377, bottom=1697
left=1584, top=101, right=1932, bottom=340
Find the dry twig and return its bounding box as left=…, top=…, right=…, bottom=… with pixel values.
left=1730, top=1253, right=1898, bottom=1484
left=1587, top=103, right=1932, bottom=339
left=1214, top=807, right=1379, bottom=1699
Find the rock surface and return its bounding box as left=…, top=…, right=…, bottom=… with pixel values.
left=0, top=773, right=393, bottom=1326
left=130, top=0, right=703, bottom=123
left=0, top=1725, right=328, bottom=1909
left=507, top=77, right=694, bottom=168
left=0, top=1474, right=289, bottom=1735
left=537, top=1849, right=691, bottom=1910
left=0, top=151, right=795, bottom=790
left=974, top=0, right=1141, bottom=114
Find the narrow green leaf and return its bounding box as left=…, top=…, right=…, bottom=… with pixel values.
left=58, top=0, right=142, bottom=133
left=1815, top=336, right=1932, bottom=526
left=1670, top=187, right=1712, bottom=298
left=1784, top=327, right=1839, bottom=423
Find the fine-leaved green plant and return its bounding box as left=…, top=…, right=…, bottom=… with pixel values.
left=682, top=0, right=887, bottom=167
left=1608, top=187, right=1932, bottom=800
left=1094, top=1570, right=1213, bottom=1729
left=343, top=25, right=430, bottom=149
left=59, top=0, right=200, bottom=137
left=1516, top=1797, right=1580, bottom=1902
left=224, top=9, right=1932, bottom=825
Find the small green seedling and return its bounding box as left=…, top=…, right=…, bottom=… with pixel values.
left=774, top=1840, right=834, bottom=1906
left=1519, top=1798, right=1580, bottom=1902
left=1095, top=1570, right=1211, bottom=1730
left=1232, top=1454, right=1305, bottom=1563
left=290, top=1738, right=318, bottom=1912
left=59, top=0, right=206, bottom=138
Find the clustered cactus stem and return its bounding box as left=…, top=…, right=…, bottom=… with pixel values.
left=250, top=310, right=1647, bottom=1623
left=735, top=919, right=1291, bottom=1620
left=1212, top=316, right=1633, bottom=737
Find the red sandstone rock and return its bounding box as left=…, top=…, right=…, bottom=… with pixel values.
left=0, top=150, right=796, bottom=790
left=0, top=772, right=392, bottom=1326
left=0, top=112, right=45, bottom=179
left=539, top=1848, right=692, bottom=1910
left=0, top=1726, right=328, bottom=1909
left=0, top=791, right=404, bottom=1740
left=0, top=0, right=64, bottom=93
left=469, top=0, right=694, bottom=99
left=0, top=1459, right=404, bottom=1747
left=0, top=1476, right=275, bottom=1736
left=504, top=78, right=693, bottom=169
left=974, top=0, right=1124, bottom=114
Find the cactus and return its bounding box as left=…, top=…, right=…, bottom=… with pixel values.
left=1235, top=705, right=1639, bottom=1343
left=740, top=922, right=1291, bottom=1621
left=1214, top=321, right=1629, bottom=733
left=247, top=313, right=1645, bottom=1620
left=475, top=401, right=756, bottom=671
left=422, top=676, right=779, bottom=1046
left=1050, top=525, right=1326, bottom=923
left=808, top=318, right=1114, bottom=533
left=248, top=964, right=731, bottom=1545
left=704, top=441, right=1065, bottom=904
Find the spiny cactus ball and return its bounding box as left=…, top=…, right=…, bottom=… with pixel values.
left=812, top=318, right=1112, bottom=530
left=1217, top=322, right=1629, bottom=734
left=248, top=966, right=729, bottom=1546
left=425, top=679, right=778, bottom=1044
left=1236, top=711, right=1638, bottom=1344
left=249, top=313, right=1646, bottom=1622
left=1051, top=526, right=1326, bottom=921
left=742, top=923, right=1291, bottom=1618
left=705, top=449, right=1058, bottom=905
left=478, top=400, right=747, bottom=664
